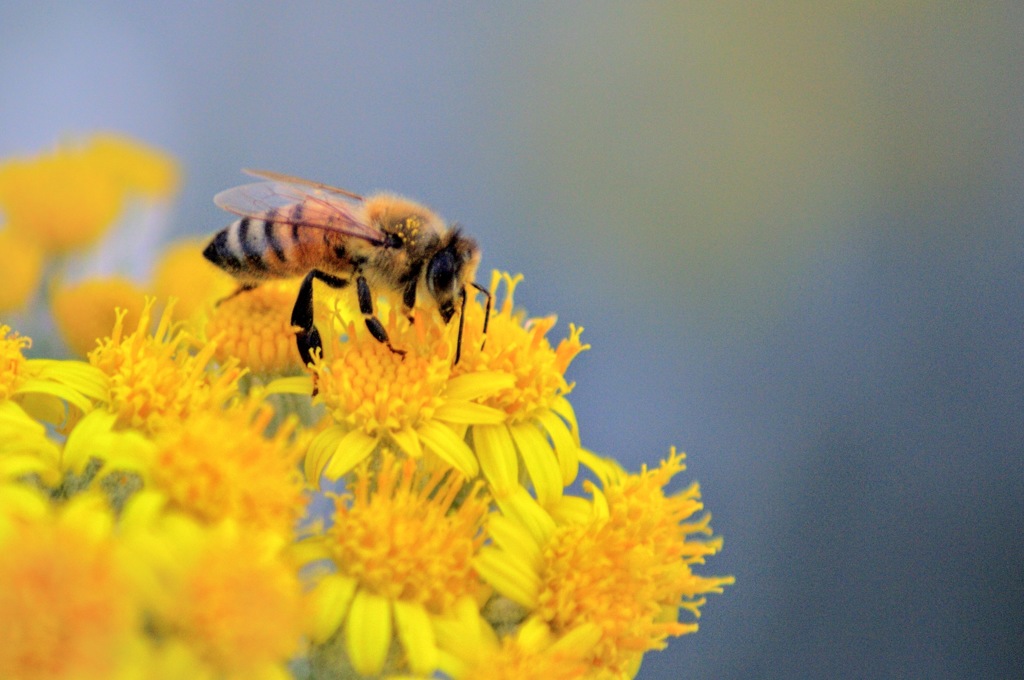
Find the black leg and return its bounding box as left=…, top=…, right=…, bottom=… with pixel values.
left=452, top=281, right=492, bottom=364
left=357, top=274, right=406, bottom=357
left=292, top=270, right=349, bottom=366
left=470, top=281, right=492, bottom=336
left=217, top=282, right=258, bottom=306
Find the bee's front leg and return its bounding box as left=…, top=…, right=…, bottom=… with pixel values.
left=292, top=270, right=349, bottom=366
left=357, top=274, right=406, bottom=358
left=402, top=275, right=419, bottom=324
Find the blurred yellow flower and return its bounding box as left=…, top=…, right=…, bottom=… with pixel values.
left=0, top=229, right=45, bottom=313
left=51, top=276, right=148, bottom=357
left=150, top=396, right=309, bottom=536
left=0, top=488, right=151, bottom=680
left=85, top=133, right=180, bottom=199
left=127, top=510, right=305, bottom=679
left=151, top=237, right=235, bottom=323
left=0, top=134, right=178, bottom=254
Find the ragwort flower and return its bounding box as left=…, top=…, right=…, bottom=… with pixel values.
left=294, top=306, right=508, bottom=484
left=148, top=395, right=309, bottom=536
left=204, top=278, right=308, bottom=376
left=151, top=237, right=236, bottom=324
left=0, top=228, right=45, bottom=314
left=51, top=276, right=148, bottom=357
left=0, top=487, right=151, bottom=680
left=434, top=597, right=600, bottom=680
left=474, top=449, right=733, bottom=677
left=126, top=508, right=306, bottom=679
left=453, top=272, right=588, bottom=503
left=0, top=133, right=178, bottom=254
left=88, top=297, right=243, bottom=434
left=302, top=450, right=490, bottom=677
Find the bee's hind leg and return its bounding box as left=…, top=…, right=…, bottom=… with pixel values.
left=292, top=269, right=349, bottom=366
left=358, top=274, right=406, bottom=358
left=216, top=282, right=258, bottom=306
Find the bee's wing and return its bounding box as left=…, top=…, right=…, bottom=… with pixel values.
left=214, top=177, right=385, bottom=244
left=241, top=168, right=366, bottom=200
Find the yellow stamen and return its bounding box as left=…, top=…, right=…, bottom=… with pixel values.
left=88, top=297, right=243, bottom=433
left=205, top=279, right=306, bottom=375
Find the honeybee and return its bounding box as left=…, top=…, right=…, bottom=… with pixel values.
left=203, top=169, right=490, bottom=366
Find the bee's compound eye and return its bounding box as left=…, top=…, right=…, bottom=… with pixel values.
left=426, top=250, right=457, bottom=297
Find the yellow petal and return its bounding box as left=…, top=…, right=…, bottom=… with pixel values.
left=393, top=599, right=439, bottom=676
left=486, top=514, right=542, bottom=570
left=536, top=409, right=579, bottom=485
left=434, top=400, right=507, bottom=425
left=495, top=489, right=556, bottom=546
left=509, top=421, right=562, bottom=505
left=304, top=426, right=347, bottom=482
left=445, top=371, right=516, bottom=401
left=321, top=428, right=379, bottom=483
left=266, top=375, right=315, bottom=395
left=473, top=547, right=540, bottom=609
left=471, top=423, right=518, bottom=497
left=14, top=378, right=94, bottom=415
left=389, top=426, right=423, bottom=459
left=308, top=574, right=357, bottom=643
left=30, top=359, right=110, bottom=402
left=345, top=589, right=392, bottom=676
left=550, top=395, right=580, bottom=444
left=416, top=420, right=478, bottom=477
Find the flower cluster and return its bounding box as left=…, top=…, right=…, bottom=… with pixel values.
left=0, top=137, right=731, bottom=679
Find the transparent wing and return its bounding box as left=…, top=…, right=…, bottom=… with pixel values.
left=214, top=172, right=385, bottom=244
left=241, top=168, right=364, bottom=200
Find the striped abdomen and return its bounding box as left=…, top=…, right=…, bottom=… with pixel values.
left=203, top=213, right=341, bottom=280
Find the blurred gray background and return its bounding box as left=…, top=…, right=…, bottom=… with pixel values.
left=2, top=2, right=1021, bottom=678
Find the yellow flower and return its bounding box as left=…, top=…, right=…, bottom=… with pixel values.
left=0, top=325, right=32, bottom=401
left=85, top=133, right=180, bottom=200
left=302, top=451, right=490, bottom=677
left=131, top=512, right=305, bottom=678
left=51, top=276, right=148, bottom=357
left=88, top=297, right=243, bottom=434
left=474, top=449, right=733, bottom=677
left=0, top=324, right=107, bottom=429
left=293, top=307, right=508, bottom=484
left=454, top=272, right=588, bottom=503
left=0, top=400, right=63, bottom=484
left=0, top=228, right=45, bottom=313
left=0, top=134, right=177, bottom=254
left=0, top=488, right=151, bottom=680
left=149, top=395, right=309, bottom=536
left=434, top=597, right=600, bottom=680
left=151, top=237, right=235, bottom=324
left=204, top=278, right=306, bottom=375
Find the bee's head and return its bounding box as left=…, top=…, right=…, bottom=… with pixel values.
left=426, top=229, right=479, bottom=323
